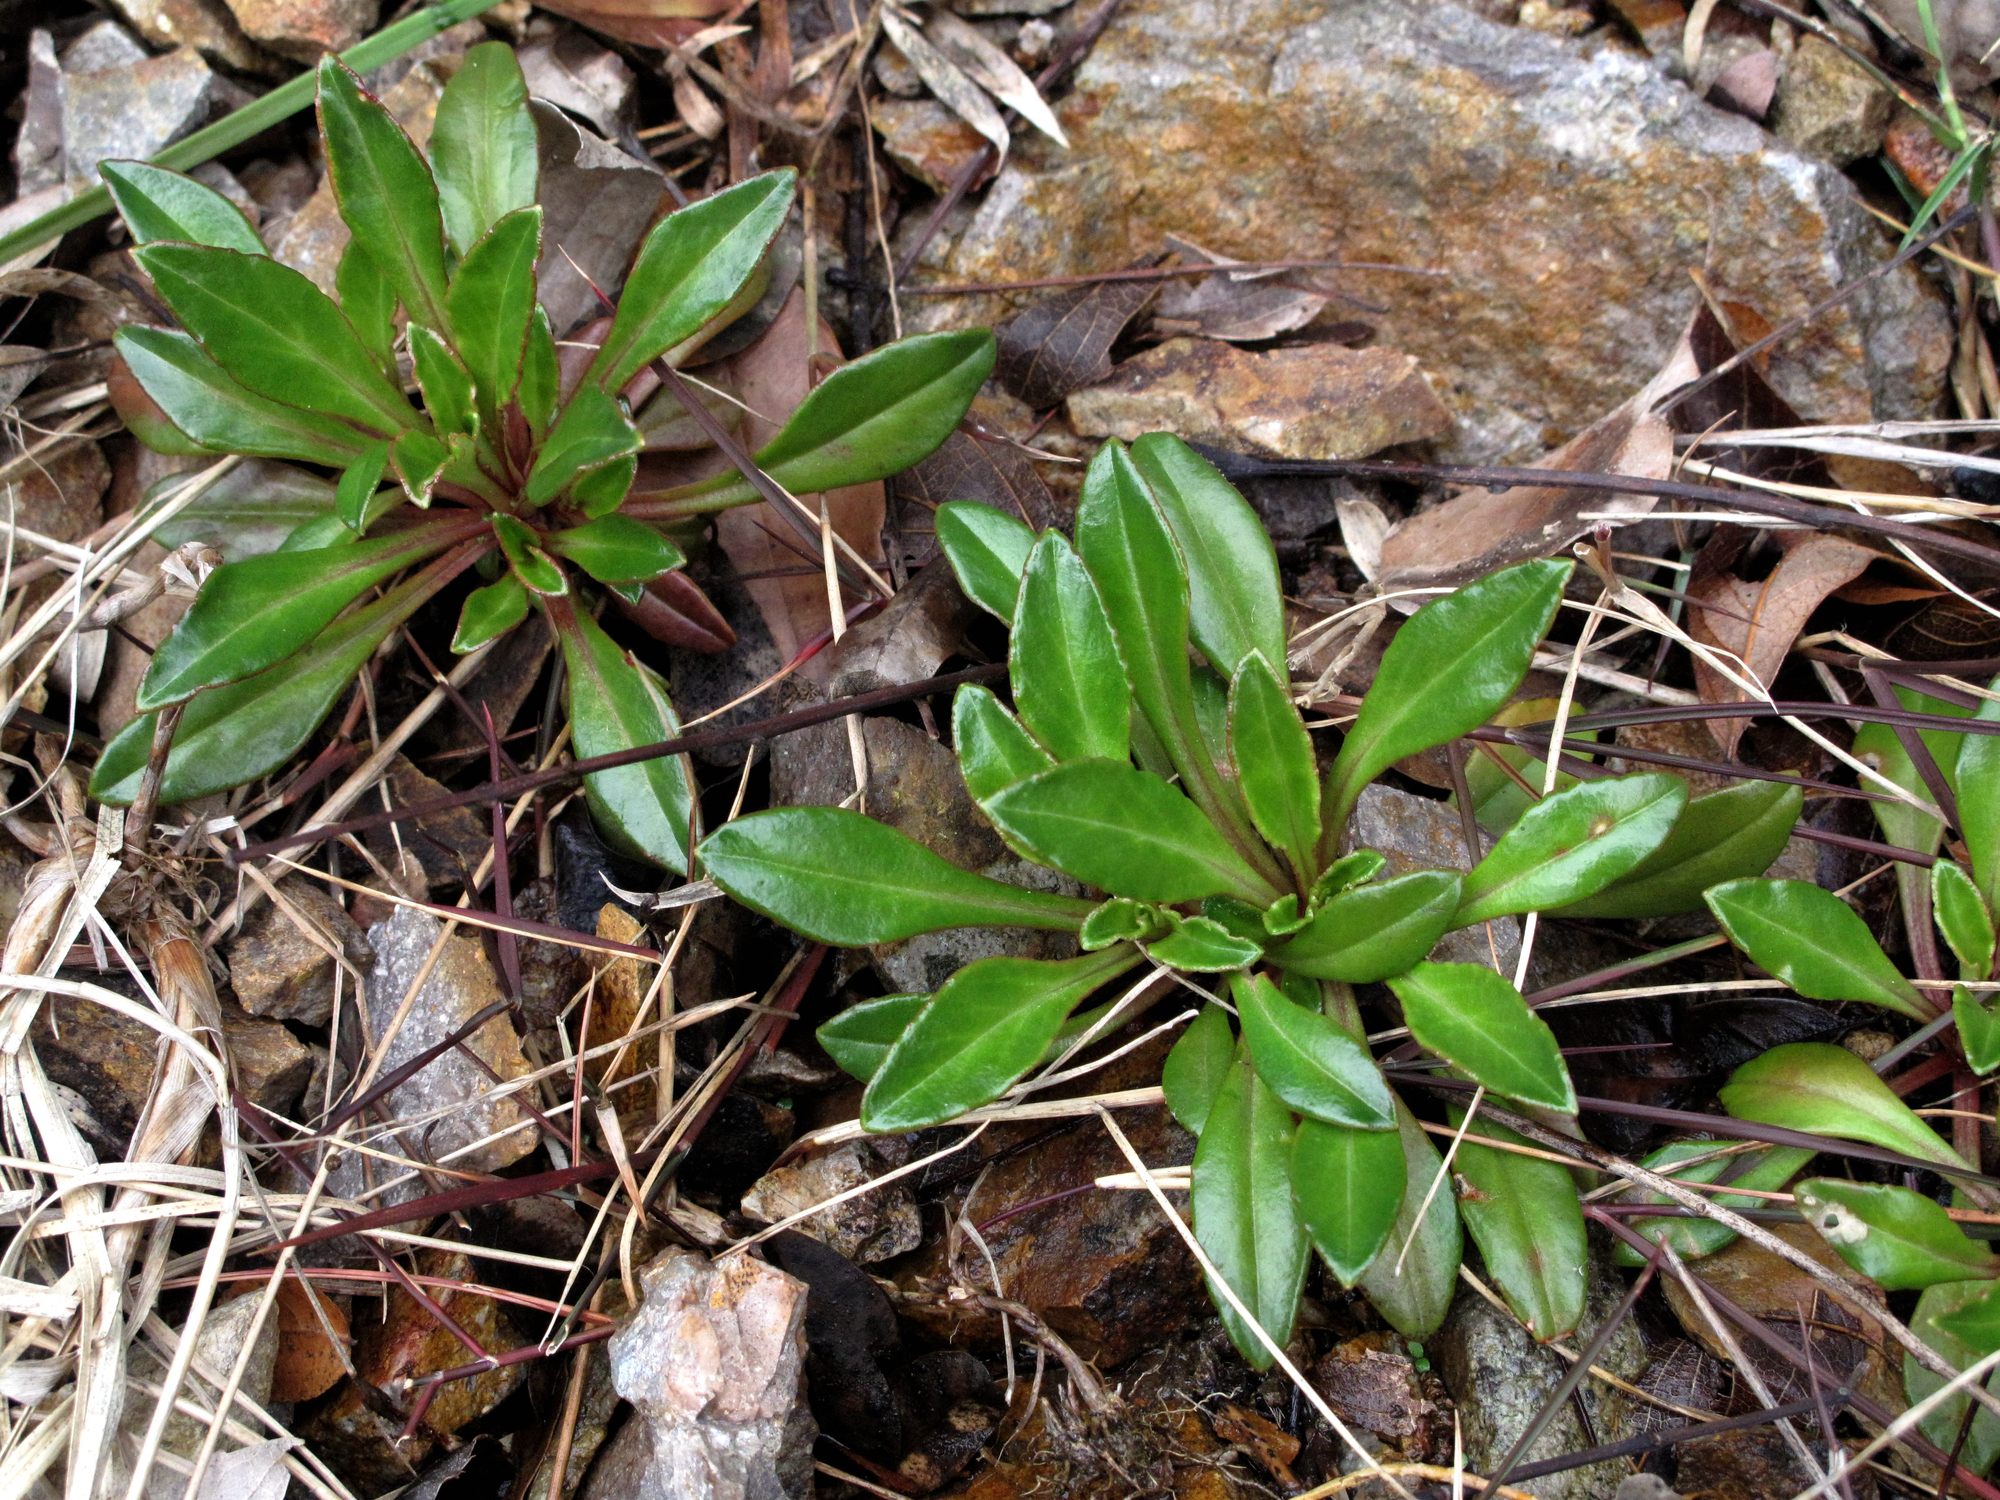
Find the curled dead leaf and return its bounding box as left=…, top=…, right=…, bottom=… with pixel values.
left=270, top=1277, right=351, bottom=1404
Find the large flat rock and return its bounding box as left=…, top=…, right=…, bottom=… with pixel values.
left=909, top=0, right=1949, bottom=459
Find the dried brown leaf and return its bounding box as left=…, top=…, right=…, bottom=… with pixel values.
left=824, top=558, right=976, bottom=695
left=995, top=277, right=1156, bottom=409
left=1152, top=235, right=1329, bottom=343
left=920, top=7, right=1067, bottom=146
left=891, top=427, right=1058, bottom=570
left=879, top=5, right=1010, bottom=159
left=269, top=1278, right=351, bottom=1404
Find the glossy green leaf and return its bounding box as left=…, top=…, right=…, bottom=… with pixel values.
left=136, top=243, right=413, bottom=435
left=574, top=455, right=637, bottom=519
left=1609, top=1140, right=1815, bottom=1266
left=91, top=565, right=440, bottom=805
left=1552, top=779, right=1801, bottom=919
left=519, top=307, right=557, bottom=437
left=1292, top=1117, right=1406, bottom=1286
left=317, top=57, right=449, bottom=331
left=1080, top=897, right=1167, bottom=950
left=1311, top=851, right=1386, bottom=905
left=699, top=806, right=1096, bottom=945
left=819, top=994, right=926, bottom=1083
left=446, top=206, right=540, bottom=420
left=1795, top=1178, right=2000, bottom=1290
left=1958, top=985, right=2000, bottom=1073
left=1453, top=1115, right=1588, bottom=1341
left=492, top=514, right=565, bottom=595
left=430, top=40, right=538, bottom=257
left=1936, top=859, right=1997, bottom=979
left=547, top=515, right=686, bottom=585
left=526, top=385, right=642, bottom=507
left=1163, top=1004, right=1235, bottom=1135
left=1853, top=690, right=1958, bottom=859
left=1937, top=1280, right=2000, bottom=1354
left=452, top=574, right=527, bottom=654
left=410, top=325, right=475, bottom=436
left=591, top=171, right=795, bottom=392
left=1390, top=962, right=1575, bottom=1113
left=137, top=523, right=460, bottom=710
left=1148, top=914, right=1263, bottom=972
left=1704, top=878, right=1929, bottom=1020
left=1906, top=1280, right=2000, bottom=1475
left=1237, top=972, right=1394, bottom=1128
left=1260, top=894, right=1308, bottom=937
left=1355, top=1100, right=1463, bottom=1339
left=1323, top=558, right=1571, bottom=837
left=1229, top=652, right=1319, bottom=880
left=862, top=948, right=1139, bottom=1131
left=334, top=441, right=390, bottom=533
left=336, top=240, right=396, bottom=374
left=1958, top=677, right=2000, bottom=913
left=936, top=502, right=1034, bottom=623
left=102, top=160, right=265, bottom=256
left=114, top=327, right=375, bottom=467
left=1130, top=432, right=1285, bottom=676
left=152, top=463, right=339, bottom=560
left=726, top=331, right=997, bottom=501
left=1454, top=773, right=1686, bottom=926
left=1720, top=1042, right=1973, bottom=1175
left=555, top=603, right=697, bottom=873
left=1010, top=532, right=1128, bottom=763
left=952, top=684, right=1051, bottom=804
left=1192, top=1057, right=1310, bottom=1369
left=391, top=427, right=449, bottom=506
left=1274, top=870, right=1461, bottom=983
left=983, top=759, right=1276, bottom=905
left=1461, top=698, right=1591, bottom=835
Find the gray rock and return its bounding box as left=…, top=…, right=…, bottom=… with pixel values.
left=1771, top=35, right=1893, bottom=165
left=139, top=1294, right=278, bottom=1497
left=58, top=33, right=214, bottom=187
left=740, top=1142, right=921, bottom=1263
left=606, top=1249, right=816, bottom=1500
left=908, top=0, right=1950, bottom=460
left=1348, top=785, right=1519, bottom=970
left=220, top=0, right=376, bottom=60
left=1436, top=1263, right=1648, bottom=1500
left=98, top=0, right=265, bottom=72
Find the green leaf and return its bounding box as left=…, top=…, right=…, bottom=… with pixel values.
left=430, top=40, right=538, bottom=258
left=1148, top=914, right=1263, bottom=972
left=446, top=206, right=541, bottom=421
left=983, top=759, right=1276, bottom=905
left=1010, top=532, right=1129, bottom=763
left=555, top=603, right=697, bottom=873
left=936, top=502, right=1034, bottom=624
left=392, top=427, right=449, bottom=506
left=1906, top=1280, right=2000, bottom=1475
left=136, top=243, right=413, bottom=435
left=1461, top=698, right=1591, bottom=835
left=1311, top=851, right=1386, bottom=904
left=410, top=325, right=476, bottom=436
left=1081, top=897, right=1167, bottom=950
left=734, top=331, right=997, bottom=500
left=699, top=805, right=1096, bottom=945
left=492, top=514, right=564, bottom=595
left=1610, top=1140, right=1815, bottom=1266
left=1237, top=972, right=1394, bottom=1128
left=1453, top=1115, right=1588, bottom=1341
left=1355, top=1100, right=1463, bottom=1338
left=335, top=441, right=390, bottom=534
left=1958, top=985, right=2000, bottom=1073
left=819, top=994, right=927, bottom=1083
left=1853, top=690, right=1958, bottom=859
left=1274, top=870, right=1461, bottom=983
left=1720, top=1042, right=1974, bottom=1175
left=452, top=575, right=527, bottom=654
left=1163, top=1004, right=1235, bottom=1135
left=1455, top=773, right=1686, bottom=926
left=1936, top=859, right=1997, bottom=979
left=152, top=463, right=339, bottom=560
left=91, top=565, right=440, bottom=805
left=1260, top=894, right=1308, bottom=937
left=1323, top=558, right=1572, bottom=837
left=952, top=684, right=1051, bottom=804
left=1192, top=1057, right=1310, bottom=1369
left=1938, top=1280, right=2000, bottom=1354
left=1229, top=652, right=1320, bottom=881
left=101, top=160, right=264, bottom=256
left=1292, top=1117, right=1405, bottom=1286
left=519, top=307, right=558, bottom=437
left=1704, top=878, right=1929, bottom=1020
left=591, top=171, right=796, bottom=393
left=1129, top=432, right=1285, bottom=676
left=862, top=948, right=1140, bottom=1131
left=527, top=384, right=643, bottom=507
left=547, top=515, right=686, bottom=586
left=1551, top=779, right=1801, bottom=919
left=316, top=57, right=449, bottom=331
left=1390, top=962, right=1575, bottom=1112
left=336, top=241, right=396, bottom=375
left=137, top=523, right=460, bottom=710
left=1958, top=676, right=2000, bottom=913
left=1795, top=1178, right=2000, bottom=1290
left=114, top=326, right=376, bottom=468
